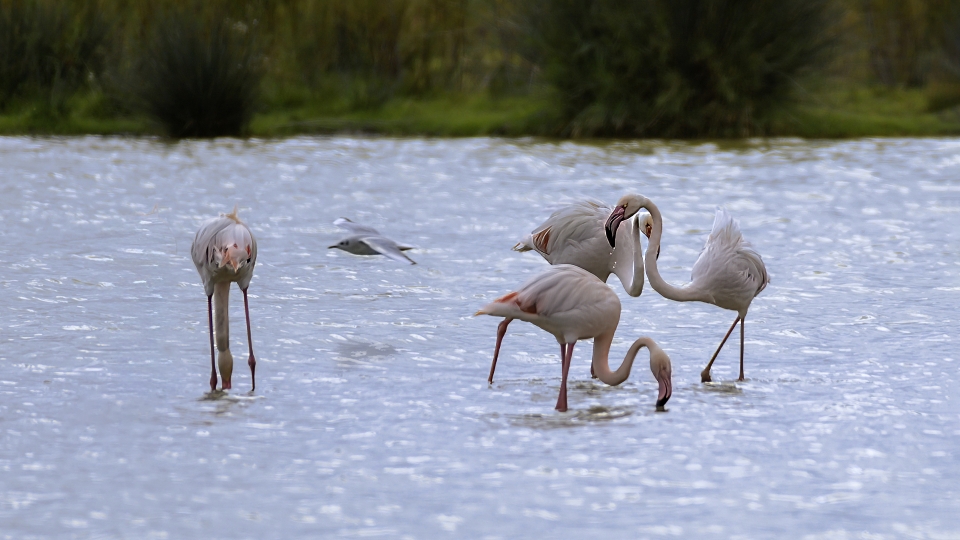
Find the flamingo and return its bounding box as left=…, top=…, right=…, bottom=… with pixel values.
left=488, top=199, right=654, bottom=384
left=191, top=207, right=258, bottom=392
left=604, top=196, right=769, bottom=383
left=513, top=199, right=654, bottom=293
left=476, top=264, right=673, bottom=412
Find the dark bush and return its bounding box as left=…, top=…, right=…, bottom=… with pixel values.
left=937, top=2, right=960, bottom=78
left=0, top=0, right=108, bottom=110
left=133, top=8, right=261, bottom=138
left=929, top=3, right=960, bottom=111
left=860, top=0, right=946, bottom=88
left=526, top=0, right=833, bottom=137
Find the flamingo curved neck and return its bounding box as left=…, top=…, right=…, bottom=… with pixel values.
left=643, top=201, right=709, bottom=304
left=213, top=281, right=234, bottom=382
left=610, top=216, right=645, bottom=297
left=591, top=333, right=652, bottom=386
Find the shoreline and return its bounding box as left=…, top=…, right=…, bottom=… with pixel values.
left=3, top=87, right=960, bottom=140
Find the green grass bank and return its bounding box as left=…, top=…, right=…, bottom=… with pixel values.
left=3, top=84, right=960, bottom=139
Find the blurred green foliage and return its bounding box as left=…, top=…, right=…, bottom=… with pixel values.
left=2, top=0, right=960, bottom=137
left=525, top=0, right=833, bottom=136
left=0, top=0, right=109, bottom=114
left=128, top=3, right=262, bottom=137
left=854, top=0, right=960, bottom=88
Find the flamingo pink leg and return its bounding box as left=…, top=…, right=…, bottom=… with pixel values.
left=701, top=317, right=740, bottom=383
left=738, top=318, right=745, bottom=381
left=207, top=295, right=217, bottom=391
left=555, top=343, right=575, bottom=412
left=488, top=318, right=512, bottom=384
left=242, top=287, right=257, bottom=392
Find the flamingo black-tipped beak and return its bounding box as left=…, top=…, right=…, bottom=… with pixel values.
left=604, top=206, right=626, bottom=248
left=656, top=374, right=672, bottom=411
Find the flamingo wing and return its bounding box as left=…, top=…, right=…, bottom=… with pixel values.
left=690, top=208, right=768, bottom=307
left=530, top=200, right=607, bottom=256
left=519, top=200, right=615, bottom=279
left=191, top=216, right=257, bottom=294
left=191, top=216, right=233, bottom=294
left=478, top=265, right=618, bottom=341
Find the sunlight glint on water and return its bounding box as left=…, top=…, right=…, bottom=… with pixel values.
left=0, top=136, right=958, bottom=538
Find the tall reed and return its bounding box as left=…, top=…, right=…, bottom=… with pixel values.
left=263, top=0, right=532, bottom=107
left=0, top=0, right=109, bottom=111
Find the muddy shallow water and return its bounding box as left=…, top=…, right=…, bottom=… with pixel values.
left=0, top=136, right=957, bottom=538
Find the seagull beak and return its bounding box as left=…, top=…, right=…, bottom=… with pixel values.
left=655, top=368, right=672, bottom=411
left=328, top=245, right=337, bottom=249
left=604, top=206, right=625, bottom=248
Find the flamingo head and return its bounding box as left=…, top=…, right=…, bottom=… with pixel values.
left=605, top=194, right=648, bottom=247
left=217, top=241, right=251, bottom=273
left=649, top=347, right=672, bottom=411
left=638, top=212, right=660, bottom=259
left=639, top=213, right=653, bottom=239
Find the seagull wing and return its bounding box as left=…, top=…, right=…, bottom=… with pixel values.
left=334, top=217, right=381, bottom=235
left=362, top=236, right=417, bottom=264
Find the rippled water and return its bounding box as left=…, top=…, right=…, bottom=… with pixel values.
left=0, top=136, right=958, bottom=538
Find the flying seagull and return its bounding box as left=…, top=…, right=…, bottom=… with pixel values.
left=329, top=217, right=417, bottom=264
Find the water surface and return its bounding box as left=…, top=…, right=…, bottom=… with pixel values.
left=0, top=136, right=958, bottom=538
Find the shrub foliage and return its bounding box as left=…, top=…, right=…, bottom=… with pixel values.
left=0, top=0, right=108, bottom=110
left=526, top=0, right=833, bottom=137
left=132, top=7, right=261, bottom=137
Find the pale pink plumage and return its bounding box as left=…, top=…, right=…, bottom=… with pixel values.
left=190, top=207, right=259, bottom=392
left=513, top=200, right=649, bottom=296
left=494, top=198, right=652, bottom=384
left=477, top=265, right=673, bottom=412
left=605, top=195, right=769, bottom=382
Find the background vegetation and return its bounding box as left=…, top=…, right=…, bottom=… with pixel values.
left=3, top=0, right=960, bottom=138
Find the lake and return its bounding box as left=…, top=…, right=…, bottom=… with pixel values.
left=0, top=136, right=957, bottom=538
